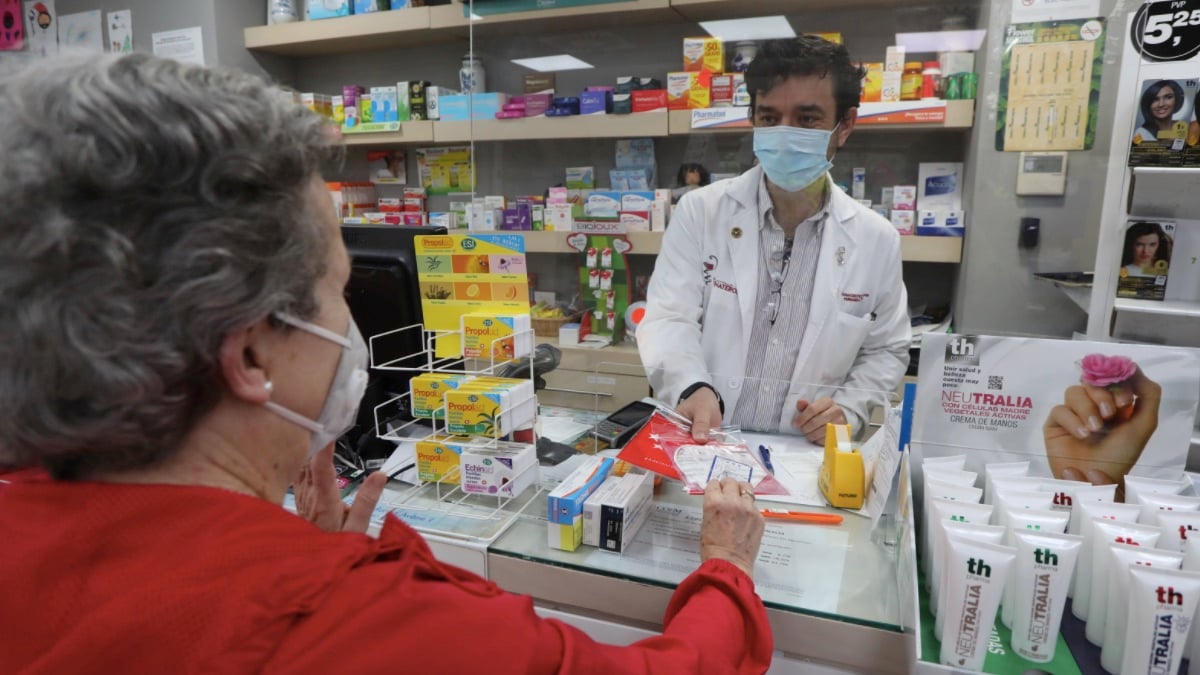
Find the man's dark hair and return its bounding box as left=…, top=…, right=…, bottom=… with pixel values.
left=745, top=36, right=866, bottom=123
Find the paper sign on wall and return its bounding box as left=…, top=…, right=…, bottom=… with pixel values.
left=107, top=9, right=130, bottom=54
left=152, top=26, right=204, bottom=66
left=1, top=0, right=26, bottom=51
left=57, top=9, right=101, bottom=53
left=23, top=1, right=56, bottom=57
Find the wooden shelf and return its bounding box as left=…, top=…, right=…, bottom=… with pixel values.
left=1113, top=298, right=1200, bottom=319
left=522, top=231, right=663, bottom=254
left=433, top=112, right=668, bottom=143
left=900, top=236, right=962, bottom=263
left=431, top=0, right=675, bottom=36
left=244, top=6, right=437, bottom=56
left=508, top=231, right=960, bottom=262
left=341, top=121, right=435, bottom=146
left=670, top=0, right=920, bottom=21
left=667, top=101, right=975, bottom=135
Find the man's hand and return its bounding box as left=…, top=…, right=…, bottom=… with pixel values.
left=677, top=386, right=723, bottom=443
left=792, top=398, right=847, bottom=443
left=1044, top=367, right=1161, bottom=495
left=294, top=443, right=387, bottom=534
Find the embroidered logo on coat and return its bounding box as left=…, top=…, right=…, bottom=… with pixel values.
left=702, top=255, right=718, bottom=284
left=841, top=292, right=871, bottom=303
left=713, top=279, right=738, bottom=294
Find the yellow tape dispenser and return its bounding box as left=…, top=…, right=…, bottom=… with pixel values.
left=817, top=423, right=864, bottom=509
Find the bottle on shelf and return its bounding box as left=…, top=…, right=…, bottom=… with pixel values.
left=732, top=42, right=757, bottom=73
left=460, top=55, right=487, bottom=94
left=268, top=0, right=298, bottom=24
left=921, top=61, right=942, bottom=100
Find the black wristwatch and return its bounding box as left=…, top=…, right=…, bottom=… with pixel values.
left=678, top=381, right=725, bottom=415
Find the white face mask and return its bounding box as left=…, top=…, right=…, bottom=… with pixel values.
left=264, top=313, right=369, bottom=456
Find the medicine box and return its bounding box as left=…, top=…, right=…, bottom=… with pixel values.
left=631, top=90, right=667, bottom=113
left=619, top=211, right=651, bottom=232
left=308, top=0, right=350, bottom=20
left=892, top=185, right=917, bottom=211
left=461, top=313, right=532, bottom=360
left=565, top=166, right=594, bottom=190
left=666, top=72, right=710, bottom=110
left=444, top=379, right=535, bottom=437
left=917, top=162, right=964, bottom=212
left=620, top=191, right=655, bottom=211
left=890, top=210, right=915, bottom=235
left=917, top=209, right=966, bottom=237
left=416, top=435, right=467, bottom=484
left=545, top=204, right=573, bottom=231
left=710, top=75, right=734, bottom=106
left=426, top=86, right=459, bottom=121
left=409, top=372, right=469, bottom=419
left=582, top=472, right=654, bottom=552
left=580, top=90, right=611, bottom=115
left=547, top=456, right=615, bottom=551
left=438, top=93, right=510, bottom=122
left=369, top=86, right=399, bottom=123
left=523, top=73, right=556, bottom=94
left=683, top=37, right=724, bottom=73
left=584, top=192, right=622, bottom=217
left=353, top=0, right=388, bottom=13
left=460, top=442, right=537, bottom=498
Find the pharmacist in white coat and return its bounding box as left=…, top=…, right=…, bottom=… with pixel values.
left=638, top=36, right=911, bottom=443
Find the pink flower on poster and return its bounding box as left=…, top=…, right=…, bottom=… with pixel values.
left=1080, top=354, right=1137, bottom=387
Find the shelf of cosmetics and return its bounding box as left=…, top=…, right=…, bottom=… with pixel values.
left=917, top=455, right=1200, bottom=674
left=329, top=183, right=965, bottom=262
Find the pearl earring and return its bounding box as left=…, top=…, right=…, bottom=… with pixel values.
left=264, top=380, right=274, bottom=394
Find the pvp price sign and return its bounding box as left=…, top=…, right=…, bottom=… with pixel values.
left=1133, top=0, right=1200, bottom=61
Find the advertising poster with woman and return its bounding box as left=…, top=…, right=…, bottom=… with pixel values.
left=1116, top=218, right=1175, bottom=299
left=912, top=335, right=1199, bottom=498
left=1129, top=77, right=1200, bottom=165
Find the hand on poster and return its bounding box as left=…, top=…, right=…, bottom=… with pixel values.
left=792, top=398, right=847, bottom=443
left=1043, top=354, right=1161, bottom=494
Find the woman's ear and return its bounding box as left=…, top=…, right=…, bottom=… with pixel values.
left=218, top=319, right=272, bottom=404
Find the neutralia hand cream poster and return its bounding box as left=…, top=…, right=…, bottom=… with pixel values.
left=912, top=335, right=1199, bottom=484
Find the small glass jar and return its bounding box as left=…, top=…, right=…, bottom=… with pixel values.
left=732, top=42, right=757, bottom=73
left=459, top=55, right=486, bottom=94
left=900, top=61, right=923, bottom=101
left=921, top=61, right=942, bottom=100
left=268, top=0, right=298, bottom=24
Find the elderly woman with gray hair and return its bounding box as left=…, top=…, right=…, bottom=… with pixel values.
left=0, top=54, right=771, bottom=673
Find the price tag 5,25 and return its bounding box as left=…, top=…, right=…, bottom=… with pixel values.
left=1133, top=0, right=1200, bottom=62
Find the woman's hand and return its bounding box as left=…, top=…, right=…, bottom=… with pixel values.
left=699, top=477, right=765, bottom=579
left=1044, top=367, right=1161, bottom=495
left=294, top=443, right=387, bottom=533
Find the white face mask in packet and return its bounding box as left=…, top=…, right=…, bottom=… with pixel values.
left=264, top=313, right=369, bottom=456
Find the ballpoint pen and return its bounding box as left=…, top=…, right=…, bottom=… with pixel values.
left=757, top=444, right=776, bottom=475
left=760, top=509, right=843, bottom=525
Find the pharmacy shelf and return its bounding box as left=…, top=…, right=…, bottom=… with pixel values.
left=341, top=121, right=435, bottom=146
left=1113, top=298, right=1200, bottom=318
left=245, top=0, right=674, bottom=56
left=670, top=0, right=924, bottom=20
left=519, top=231, right=961, bottom=263
left=666, top=101, right=975, bottom=135
left=900, top=236, right=962, bottom=263
left=521, top=231, right=663, bottom=255
left=434, top=112, right=669, bottom=143
left=244, top=6, right=436, bottom=56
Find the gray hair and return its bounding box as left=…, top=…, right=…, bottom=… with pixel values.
left=0, top=53, right=342, bottom=478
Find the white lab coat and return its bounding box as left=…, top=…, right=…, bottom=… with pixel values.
left=637, top=166, right=911, bottom=433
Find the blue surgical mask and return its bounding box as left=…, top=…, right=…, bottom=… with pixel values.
left=753, top=123, right=839, bottom=192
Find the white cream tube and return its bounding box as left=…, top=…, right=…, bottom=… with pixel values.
left=1182, top=538, right=1200, bottom=673
left=1063, top=483, right=1118, bottom=598
left=1152, top=510, right=1200, bottom=552
left=934, top=521, right=1006, bottom=637
left=1072, top=500, right=1143, bottom=618
left=1099, top=544, right=1183, bottom=674
left=1120, top=566, right=1200, bottom=675
left=923, top=455, right=967, bottom=471
left=1001, top=508, right=1070, bottom=629
left=938, top=536, right=1016, bottom=672
left=924, top=468, right=979, bottom=487
left=1038, top=478, right=1092, bottom=510
left=923, top=482, right=985, bottom=581
left=983, top=461, right=1030, bottom=505
left=1009, top=530, right=1083, bottom=663
left=1136, top=491, right=1200, bottom=525
left=1123, top=474, right=1191, bottom=505
left=928, top=498, right=995, bottom=606
left=992, top=488, right=1054, bottom=530
left=1086, top=520, right=1164, bottom=645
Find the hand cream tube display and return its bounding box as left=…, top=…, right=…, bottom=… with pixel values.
left=1135, top=490, right=1200, bottom=525
left=1120, top=566, right=1200, bottom=675
left=1001, top=508, right=1070, bottom=629
left=1099, top=544, right=1183, bottom=674
left=924, top=468, right=979, bottom=487
left=1185, top=537, right=1200, bottom=673
left=1123, top=474, right=1191, bottom=505
left=1072, top=500, right=1143, bottom=616
left=1066, top=483, right=1118, bottom=536
left=926, top=497, right=993, bottom=607
left=923, top=455, right=967, bottom=471
left=1009, top=530, right=1083, bottom=663
left=938, top=536, right=1016, bottom=671
left=923, top=481, right=985, bottom=580
left=1037, top=478, right=1091, bottom=512
left=1152, top=510, right=1200, bottom=552
left=983, top=460, right=1030, bottom=506
left=934, top=521, right=1007, bottom=637
left=1086, top=519, right=1164, bottom=645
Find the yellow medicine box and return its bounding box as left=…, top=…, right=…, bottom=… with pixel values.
left=683, top=37, right=724, bottom=74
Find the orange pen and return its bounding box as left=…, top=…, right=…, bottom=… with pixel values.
left=760, top=509, right=843, bottom=525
